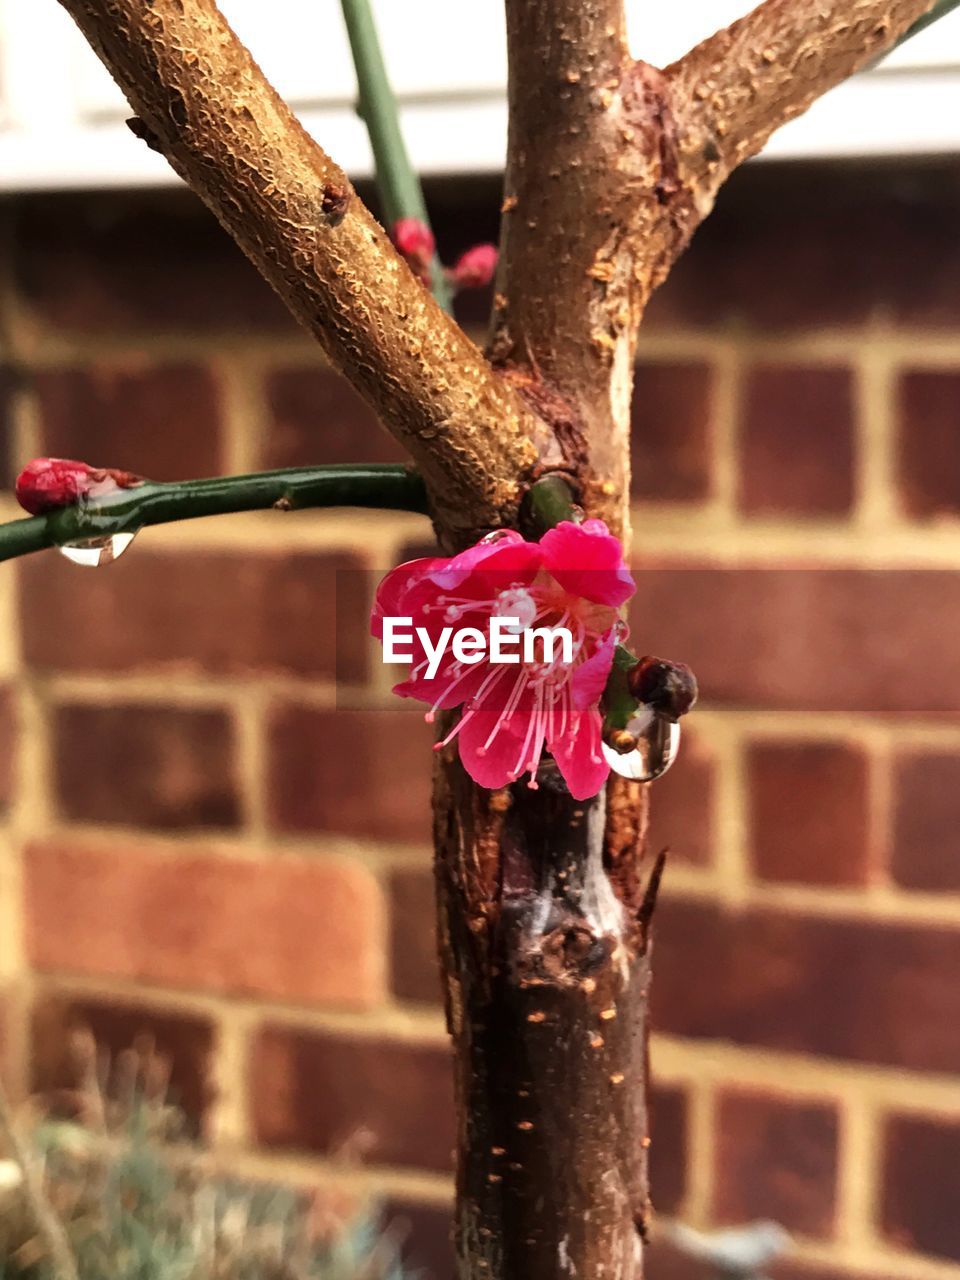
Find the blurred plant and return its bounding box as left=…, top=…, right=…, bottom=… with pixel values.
left=0, top=1032, right=411, bottom=1280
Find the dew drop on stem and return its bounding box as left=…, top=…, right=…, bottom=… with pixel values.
left=57, top=530, right=138, bottom=567
left=602, top=705, right=682, bottom=782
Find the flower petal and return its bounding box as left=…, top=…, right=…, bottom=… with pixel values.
left=549, top=709, right=610, bottom=801
left=371, top=557, right=446, bottom=637
left=457, top=706, right=528, bottom=790
left=393, top=659, right=492, bottom=712
left=540, top=520, right=635, bottom=606
left=428, top=534, right=542, bottom=593
left=571, top=627, right=617, bottom=711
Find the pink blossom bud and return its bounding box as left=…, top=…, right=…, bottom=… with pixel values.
left=391, top=217, right=435, bottom=280
left=15, top=457, right=141, bottom=516
left=449, top=243, right=498, bottom=291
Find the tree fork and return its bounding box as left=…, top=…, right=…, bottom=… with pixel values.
left=55, top=0, right=560, bottom=538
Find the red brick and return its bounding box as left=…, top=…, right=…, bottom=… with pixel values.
left=12, top=183, right=505, bottom=339
left=263, top=367, right=406, bottom=470
left=34, top=365, right=222, bottom=480
left=896, top=371, right=960, bottom=518
left=52, top=702, right=239, bottom=830
left=251, top=1026, right=454, bottom=1171
left=0, top=686, right=14, bottom=813
left=0, top=362, right=18, bottom=490
left=650, top=1083, right=688, bottom=1217
left=891, top=750, right=960, bottom=892
left=645, top=1243, right=702, bottom=1280
left=31, top=993, right=215, bottom=1129
left=649, top=1248, right=871, bottom=1280
left=389, top=870, right=440, bottom=1003
left=881, top=1112, right=960, bottom=1262
left=18, top=551, right=368, bottom=681
left=384, top=1199, right=453, bottom=1280
left=647, top=729, right=715, bottom=866
left=631, top=362, right=714, bottom=502
left=713, top=1088, right=838, bottom=1238
left=772, top=1266, right=896, bottom=1280
left=25, top=840, right=384, bottom=1009
left=739, top=366, right=855, bottom=517
left=398, top=537, right=440, bottom=562
left=747, top=740, right=871, bottom=886
left=14, top=191, right=295, bottom=336
left=644, top=160, right=960, bottom=332
left=652, top=897, right=960, bottom=1073
left=268, top=706, right=433, bottom=844
left=629, top=565, right=960, bottom=714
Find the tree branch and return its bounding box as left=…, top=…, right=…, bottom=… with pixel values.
left=0, top=464, right=427, bottom=563
left=898, top=0, right=960, bottom=43
left=57, top=0, right=559, bottom=538
left=490, top=0, right=639, bottom=534
left=667, top=0, right=939, bottom=234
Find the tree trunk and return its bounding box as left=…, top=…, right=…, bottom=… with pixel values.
left=435, top=751, right=656, bottom=1278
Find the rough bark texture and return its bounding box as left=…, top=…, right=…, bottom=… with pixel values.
left=668, top=0, right=941, bottom=223
left=57, top=1, right=941, bottom=1278
left=434, top=754, right=654, bottom=1280
left=490, top=1, right=639, bottom=527
left=468, top=7, right=662, bottom=1277
left=55, top=0, right=560, bottom=538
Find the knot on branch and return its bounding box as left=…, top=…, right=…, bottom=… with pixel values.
left=320, top=182, right=351, bottom=224
left=621, top=62, right=682, bottom=208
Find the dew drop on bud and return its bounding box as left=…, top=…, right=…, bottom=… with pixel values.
left=57, top=530, right=137, bottom=568
left=480, top=529, right=515, bottom=544
left=602, top=712, right=681, bottom=782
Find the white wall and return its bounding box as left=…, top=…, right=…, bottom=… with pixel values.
left=1, top=0, right=958, bottom=191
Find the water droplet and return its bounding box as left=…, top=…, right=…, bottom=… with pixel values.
left=603, top=712, right=681, bottom=782
left=480, top=529, right=516, bottom=544
left=613, top=619, right=630, bottom=642
left=57, top=531, right=137, bottom=568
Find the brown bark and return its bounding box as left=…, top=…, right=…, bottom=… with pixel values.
left=467, top=6, right=660, bottom=1276
left=57, top=3, right=942, bottom=1279
left=55, top=0, right=560, bottom=538
left=667, top=0, right=940, bottom=233
left=490, top=0, right=640, bottom=527
left=435, top=754, right=654, bottom=1280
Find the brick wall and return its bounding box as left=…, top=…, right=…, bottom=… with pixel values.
left=1, top=161, right=960, bottom=1280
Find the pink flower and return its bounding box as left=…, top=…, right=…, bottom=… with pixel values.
left=391, top=217, right=435, bottom=282
left=15, top=457, right=141, bottom=516
left=371, top=520, right=635, bottom=800
left=449, top=243, right=498, bottom=290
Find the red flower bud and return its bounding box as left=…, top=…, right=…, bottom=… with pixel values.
left=449, top=243, right=498, bottom=291
left=15, top=457, right=141, bottom=516
left=391, top=217, right=435, bottom=281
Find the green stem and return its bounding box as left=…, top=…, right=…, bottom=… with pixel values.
left=0, top=464, right=428, bottom=563
left=339, top=0, right=453, bottom=311
left=897, top=0, right=960, bottom=44
left=521, top=473, right=579, bottom=537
